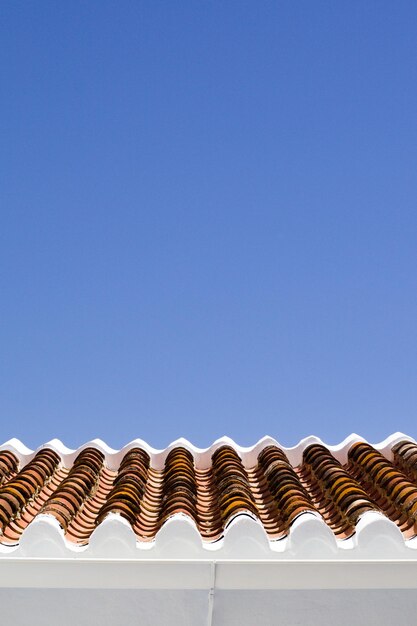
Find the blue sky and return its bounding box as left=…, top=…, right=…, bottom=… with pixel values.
left=1, top=2, right=416, bottom=449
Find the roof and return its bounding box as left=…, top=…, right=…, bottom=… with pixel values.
left=1, top=432, right=417, bottom=559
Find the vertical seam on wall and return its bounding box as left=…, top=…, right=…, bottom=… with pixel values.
left=207, top=559, right=217, bottom=626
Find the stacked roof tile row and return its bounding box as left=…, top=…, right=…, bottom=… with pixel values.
left=1, top=438, right=417, bottom=547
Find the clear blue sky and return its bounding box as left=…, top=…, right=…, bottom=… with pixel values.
left=1, top=2, right=416, bottom=449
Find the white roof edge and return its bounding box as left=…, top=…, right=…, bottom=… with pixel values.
left=0, top=558, right=417, bottom=590
left=1, top=432, right=414, bottom=469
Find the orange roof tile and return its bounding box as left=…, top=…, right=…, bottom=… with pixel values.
left=0, top=435, right=417, bottom=552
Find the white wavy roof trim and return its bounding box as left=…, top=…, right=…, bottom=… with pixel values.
left=1, top=432, right=415, bottom=469
left=0, top=510, right=416, bottom=560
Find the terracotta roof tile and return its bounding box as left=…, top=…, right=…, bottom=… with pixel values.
left=1, top=436, right=417, bottom=550
left=300, top=444, right=377, bottom=538
left=258, top=445, right=315, bottom=532
left=0, top=449, right=61, bottom=542
left=347, top=442, right=417, bottom=538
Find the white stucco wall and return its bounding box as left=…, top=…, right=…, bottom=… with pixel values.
left=0, top=588, right=416, bottom=626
